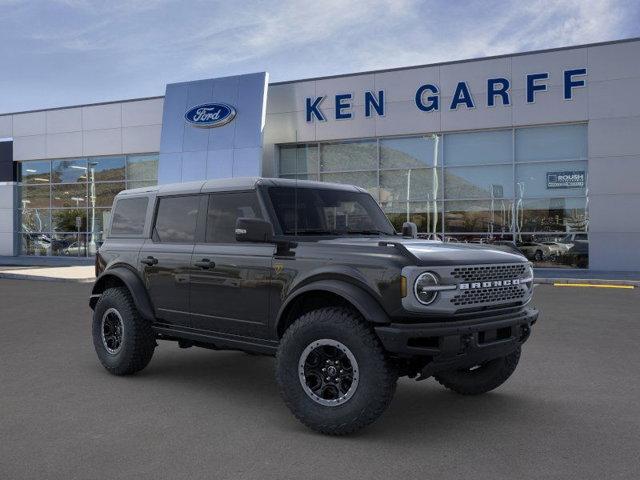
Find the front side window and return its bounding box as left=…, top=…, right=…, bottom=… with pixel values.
left=268, top=187, right=395, bottom=236
left=153, top=195, right=199, bottom=243
left=110, top=197, right=149, bottom=236
left=205, top=192, right=262, bottom=243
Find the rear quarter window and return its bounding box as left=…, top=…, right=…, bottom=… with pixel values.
left=110, top=197, right=149, bottom=236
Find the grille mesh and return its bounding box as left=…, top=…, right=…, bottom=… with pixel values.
left=451, top=285, right=526, bottom=306
left=451, top=264, right=527, bottom=283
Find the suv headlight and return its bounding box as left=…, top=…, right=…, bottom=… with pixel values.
left=414, top=272, right=440, bottom=305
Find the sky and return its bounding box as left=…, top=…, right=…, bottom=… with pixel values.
left=0, top=0, right=639, bottom=113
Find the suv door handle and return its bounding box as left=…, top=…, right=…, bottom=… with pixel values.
left=194, top=259, right=214, bottom=269
left=141, top=256, right=158, bottom=266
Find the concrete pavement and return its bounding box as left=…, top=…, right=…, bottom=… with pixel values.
left=1, top=279, right=639, bottom=479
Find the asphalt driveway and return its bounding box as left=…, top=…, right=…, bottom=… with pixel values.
left=1, top=280, right=639, bottom=480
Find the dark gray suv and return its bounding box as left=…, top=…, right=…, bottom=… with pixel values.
left=90, top=177, right=538, bottom=435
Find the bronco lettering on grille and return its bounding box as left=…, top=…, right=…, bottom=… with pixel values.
left=459, top=278, right=521, bottom=290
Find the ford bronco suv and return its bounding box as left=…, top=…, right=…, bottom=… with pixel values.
left=90, top=178, right=538, bottom=435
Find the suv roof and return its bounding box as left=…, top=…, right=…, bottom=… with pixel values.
left=117, top=177, right=367, bottom=198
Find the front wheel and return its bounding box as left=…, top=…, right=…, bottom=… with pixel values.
left=434, top=347, right=521, bottom=395
left=276, top=307, right=397, bottom=435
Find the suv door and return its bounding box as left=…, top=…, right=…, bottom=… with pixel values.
left=140, top=194, right=201, bottom=327
left=189, top=191, right=274, bottom=338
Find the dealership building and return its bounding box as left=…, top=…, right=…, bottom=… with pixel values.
left=0, top=37, right=639, bottom=271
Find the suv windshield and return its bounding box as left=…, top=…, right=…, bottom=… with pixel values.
left=268, top=186, right=395, bottom=236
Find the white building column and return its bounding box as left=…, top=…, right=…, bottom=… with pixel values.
left=0, top=182, right=16, bottom=256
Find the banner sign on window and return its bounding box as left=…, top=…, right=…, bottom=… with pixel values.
left=546, top=171, right=586, bottom=189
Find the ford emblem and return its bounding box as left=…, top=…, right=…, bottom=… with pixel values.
left=184, top=102, right=237, bottom=128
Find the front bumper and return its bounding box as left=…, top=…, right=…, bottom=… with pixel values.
left=375, top=307, right=538, bottom=376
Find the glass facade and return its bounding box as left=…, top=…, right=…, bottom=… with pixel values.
left=278, top=124, right=588, bottom=268
left=18, top=154, right=158, bottom=257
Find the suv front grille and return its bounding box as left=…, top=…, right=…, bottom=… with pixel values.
left=451, top=264, right=527, bottom=283
left=451, top=285, right=526, bottom=307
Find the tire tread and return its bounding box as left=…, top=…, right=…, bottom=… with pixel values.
left=93, top=287, right=155, bottom=376
left=276, top=307, right=397, bottom=435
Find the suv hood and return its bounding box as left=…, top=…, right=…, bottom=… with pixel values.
left=316, top=237, right=527, bottom=266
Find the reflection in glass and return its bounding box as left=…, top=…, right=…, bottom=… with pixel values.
left=445, top=165, right=513, bottom=199
left=51, top=158, right=88, bottom=183
left=20, top=161, right=50, bottom=184
left=21, top=185, right=50, bottom=209
left=20, top=209, right=51, bottom=233
left=515, top=161, right=587, bottom=198
left=52, top=183, right=87, bottom=207
left=92, top=156, right=125, bottom=181
left=380, top=135, right=440, bottom=169
left=321, top=171, right=379, bottom=200
left=280, top=174, right=319, bottom=181
left=90, top=209, right=111, bottom=233
left=380, top=169, right=439, bottom=202
left=275, top=124, right=589, bottom=268
left=383, top=202, right=441, bottom=235
left=445, top=200, right=514, bottom=233
left=516, top=124, right=587, bottom=162
left=515, top=197, right=588, bottom=233
left=17, top=154, right=159, bottom=257
left=88, top=233, right=105, bottom=255
left=21, top=233, right=52, bottom=256
left=279, top=145, right=318, bottom=175
left=52, top=209, right=87, bottom=232
left=443, top=232, right=516, bottom=245
left=444, top=130, right=512, bottom=166
left=127, top=154, right=159, bottom=181
left=95, top=182, right=126, bottom=207
left=320, top=141, right=377, bottom=172
left=50, top=233, right=87, bottom=257
left=126, top=181, right=157, bottom=190
left=516, top=233, right=588, bottom=268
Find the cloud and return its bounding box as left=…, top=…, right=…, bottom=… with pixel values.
left=0, top=0, right=637, bottom=111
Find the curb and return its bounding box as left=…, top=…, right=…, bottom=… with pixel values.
left=535, top=277, right=639, bottom=287
left=0, top=272, right=95, bottom=283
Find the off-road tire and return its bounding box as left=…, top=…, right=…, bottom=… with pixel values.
left=276, top=307, right=397, bottom=435
left=434, top=347, right=521, bottom=395
left=92, top=287, right=156, bottom=375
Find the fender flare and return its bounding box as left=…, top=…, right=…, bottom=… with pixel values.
left=276, top=279, right=390, bottom=335
left=90, top=267, right=155, bottom=321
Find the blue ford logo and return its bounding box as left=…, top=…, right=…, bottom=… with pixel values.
left=184, top=103, right=236, bottom=128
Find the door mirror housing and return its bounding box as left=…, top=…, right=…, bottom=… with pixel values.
left=401, top=222, right=418, bottom=239
left=235, top=218, right=274, bottom=243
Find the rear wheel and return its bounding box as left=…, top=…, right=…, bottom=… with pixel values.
left=92, top=287, right=156, bottom=375
left=276, top=307, right=397, bottom=435
left=434, top=347, right=521, bottom=395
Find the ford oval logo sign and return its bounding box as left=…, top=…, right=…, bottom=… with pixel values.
left=184, top=103, right=237, bottom=128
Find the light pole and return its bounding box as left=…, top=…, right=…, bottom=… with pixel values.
left=431, top=134, right=439, bottom=236
left=88, top=161, right=97, bottom=255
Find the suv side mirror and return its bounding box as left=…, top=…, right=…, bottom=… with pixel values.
left=401, top=222, right=418, bottom=239
left=235, top=217, right=274, bottom=243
